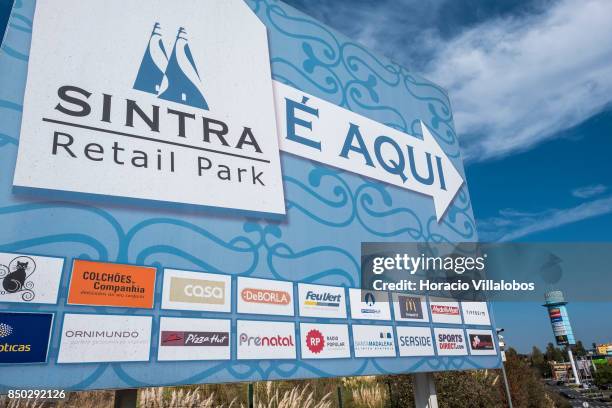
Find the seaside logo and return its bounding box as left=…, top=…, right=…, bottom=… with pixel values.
left=134, top=23, right=209, bottom=110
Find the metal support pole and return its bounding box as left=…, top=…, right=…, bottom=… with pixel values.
left=247, top=383, right=254, bottom=408
left=500, top=363, right=514, bottom=408
left=413, top=372, right=438, bottom=408
left=336, top=385, right=343, bottom=408
left=114, top=389, right=137, bottom=408
left=567, top=349, right=581, bottom=385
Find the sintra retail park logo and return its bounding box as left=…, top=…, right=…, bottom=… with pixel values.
left=134, top=23, right=209, bottom=110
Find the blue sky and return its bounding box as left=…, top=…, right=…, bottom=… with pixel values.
left=1, top=0, right=610, bottom=353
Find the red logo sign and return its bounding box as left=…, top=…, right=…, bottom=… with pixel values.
left=431, top=305, right=460, bottom=315
left=306, top=329, right=325, bottom=354
left=241, top=288, right=291, bottom=305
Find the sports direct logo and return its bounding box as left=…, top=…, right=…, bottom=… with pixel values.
left=305, top=329, right=324, bottom=354
left=239, top=333, right=294, bottom=347
left=304, top=291, right=341, bottom=308
left=431, top=305, right=460, bottom=315
left=438, top=333, right=465, bottom=350
left=241, top=288, right=291, bottom=305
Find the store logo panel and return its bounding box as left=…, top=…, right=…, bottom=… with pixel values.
left=461, top=302, right=491, bottom=326
left=158, top=317, right=230, bottom=361
left=429, top=298, right=462, bottom=324
left=396, top=326, right=435, bottom=357
left=352, top=325, right=396, bottom=358
left=298, top=283, right=346, bottom=319
left=391, top=293, right=429, bottom=322
left=0, top=312, right=53, bottom=364
left=57, top=314, right=152, bottom=363
left=237, top=320, right=296, bottom=360
left=162, top=269, right=231, bottom=312
left=13, top=0, right=286, bottom=215
left=0, top=252, right=64, bottom=305
left=237, top=277, right=294, bottom=316
left=434, top=328, right=467, bottom=356
left=300, top=323, right=350, bottom=359
left=67, top=260, right=156, bottom=308
left=348, top=289, right=391, bottom=320
left=466, top=329, right=497, bottom=356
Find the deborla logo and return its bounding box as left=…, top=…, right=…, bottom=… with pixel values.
left=0, top=312, right=53, bottom=364
left=14, top=0, right=285, bottom=215
left=241, top=288, right=291, bottom=305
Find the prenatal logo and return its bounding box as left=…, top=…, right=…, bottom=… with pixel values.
left=134, top=23, right=209, bottom=110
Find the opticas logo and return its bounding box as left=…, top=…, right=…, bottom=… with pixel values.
left=0, top=323, right=31, bottom=353
left=169, top=277, right=225, bottom=305
left=437, top=333, right=465, bottom=350
left=304, top=291, right=341, bottom=308
left=239, top=333, right=294, bottom=347
left=431, top=305, right=460, bottom=316
left=161, top=331, right=229, bottom=347
left=470, top=334, right=494, bottom=351
left=241, top=288, right=291, bottom=305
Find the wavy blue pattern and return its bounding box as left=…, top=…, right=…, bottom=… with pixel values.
left=0, top=0, right=490, bottom=392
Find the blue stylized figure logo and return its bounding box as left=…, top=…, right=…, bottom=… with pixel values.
left=134, top=23, right=209, bottom=110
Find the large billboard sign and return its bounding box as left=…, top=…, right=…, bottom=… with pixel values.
left=0, top=0, right=499, bottom=391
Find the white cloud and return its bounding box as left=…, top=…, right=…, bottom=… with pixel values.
left=423, top=0, right=612, bottom=162
left=571, top=184, right=607, bottom=199
left=478, top=195, right=612, bottom=241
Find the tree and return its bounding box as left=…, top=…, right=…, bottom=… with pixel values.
left=572, top=340, right=587, bottom=357
left=594, top=364, right=612, bottom=388
left=545, top=342, right=564, bottom=362
left=530, top=346, right=550, bottom=377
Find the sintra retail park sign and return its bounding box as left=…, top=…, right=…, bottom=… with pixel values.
left=0, top=0, right=499, bottom=391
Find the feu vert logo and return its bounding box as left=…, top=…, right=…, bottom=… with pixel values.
left=133, top=23, right=209, bottom=110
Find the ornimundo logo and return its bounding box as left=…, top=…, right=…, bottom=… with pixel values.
left=134, top=23, right=209, bottom=110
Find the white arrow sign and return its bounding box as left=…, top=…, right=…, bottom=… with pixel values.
left=273, top=81, right=464, bottom=221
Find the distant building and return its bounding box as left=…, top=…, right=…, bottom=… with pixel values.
left=596, top=343, right=612, bottom=356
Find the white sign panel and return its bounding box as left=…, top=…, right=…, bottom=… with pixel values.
left=158, top=317, right=230, bottom=361
left=300, top=323, right=350, bottom=359
left=466, top=329, right=497, bottom=356
left=461, top=302, right=491, bottom=326
left=348, top=289, right=391, bottom=320
left=298, top=283, right=346, bottom=319
left=391, top=293, right=429, bottom=322
left=434, top=327, right=467, bottom=356
left=352, top=324, right=396, bottom=358
left=429, top=298, right=463, bottom=324
left=58, top=314, right=152, bottom=363
left=396, top=326, right=435, bottom=357
left=0, top=252, right=63, bottom=304
left=161, top=269, right=231, bottom=313
left=274, top=81, right=463, bottom=220
left=237, top=277, right=294, bottom=316
left=237, top=320, right=296, bottom=360
left=14, top=0, right=285, bottom=215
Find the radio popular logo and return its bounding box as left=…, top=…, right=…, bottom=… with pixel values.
left=0, top=312, right=53, bottom=364
left=300, top=323, right=350, bottom=359
left=134, top=24, right=208, bottom=110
